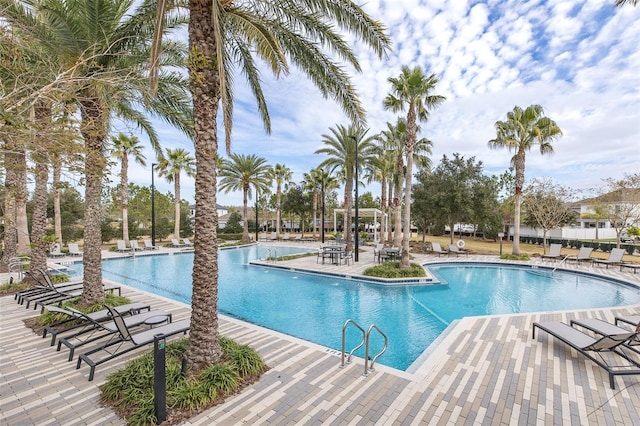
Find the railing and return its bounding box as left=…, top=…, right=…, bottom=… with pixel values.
left=551, top=254, right=572, bottom=274
left=265, top=248, right=277, bottom=263
left=340, top=319, right=388, bottom=376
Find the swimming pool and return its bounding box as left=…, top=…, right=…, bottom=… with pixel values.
left=67, top=246, right=640, bottom=371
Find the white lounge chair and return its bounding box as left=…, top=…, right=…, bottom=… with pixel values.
left=171, top=238, right=185, bottom=248
left=182, top=238, right=194, bottom=247
left=269, top=232, right=277, bottom=241
left=49, top=243, right=65, bottom=257
left=448, top=244, right=468, bottom=257
left=116, top=240, right=131, bottom=252
left=130, top=241, right=143, bottom=251
left=594, top=248, right=626, bottom=269
left=143, top=239, right=159, bottom=250
left=426, top=242, right=449, bottom=256
left=281, top=232, right=291, bottom=241
left=541, top=243, right=562, bottom=261
left=68, top=243, right=83, bottom=256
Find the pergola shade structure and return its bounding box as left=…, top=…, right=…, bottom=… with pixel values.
left=332, top=208, right=388, bottom=243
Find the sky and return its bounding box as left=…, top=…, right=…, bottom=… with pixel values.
left=108, top=0, right=640, bottom=207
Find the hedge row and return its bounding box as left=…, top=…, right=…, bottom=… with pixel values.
left=519, top=237, right=637, bottom=255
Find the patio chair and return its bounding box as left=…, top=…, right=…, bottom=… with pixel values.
left=116, top=240, right=131, bottom=252
left=171, top=238, right=185, bottom=247
left=281, top=232, right=291, bottom=241
left=269, top=232, right=278, bottom=241
left=182, top=238, right=194, bottom=247
left=541, top=243, right=562, bottom=261
left=43, top=302, right=151, bottom=346
left=427, top=242, right=449, bottom=256
left=373, top=244, right=384, bottom=263
left=16, top=270, right=83, bottom=305
left=58, top=307, right=172, bottom=361
left=570, top=317, right=640, bottom=354
left=143, top=239, right=159, bottom=250
left=448, top=244, right=468, bottom=257
left=32, top=272, right=121, bottom=313
left=594, top=248, right=626, bottom=269
left=293, top=234, right=302, bottom=242
left=68, top=243, right=83, bottom=256
left=341, top=250, right=354, bottom=265
left=532, top=321, right=640, bottom=389
left=130, top=240, right=143, bottom=251
left=259, top=232, right=267, bottom=241
left=566, top=247, right=594, bottom=264
left=49, top=243, right=65, bottom=258
left=77, top=306, right=189, bottom=381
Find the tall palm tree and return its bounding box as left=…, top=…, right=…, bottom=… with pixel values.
left=615, top=0, right=638, bottom=6
left=384, top=66, right=445, bottom=268
left=302, top=168, right=324, bottom=239
left=488, top=104, right=562, bottom=255
left=3, top=0, right=193, bottom=305
left=316, top=124, right=376, bottom=254
left=158, top=148, right=196, bottom=240
left=267, top=164, right=293, bottom=239
left=111, top=134, right=147, bottom=243
left=153, top=0, right=389, bottom=373
left=219, top=154, right=272, bottom=242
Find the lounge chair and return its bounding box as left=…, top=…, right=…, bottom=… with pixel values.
left=259, top=232, right=267, bottom=241
left=566, top=247, right=594, bottom=264
left=426, top=242, right=449, bottom=256
left=541, top=243, right=562, bottom=261
left=594, top=248, right=626, bottom=269
left=281, top=232, right=291, bottom=241
left=77, top=306, right=190, bottom=381
left=130, top=240, right=144, bottom=251
left=49, top=243, right=65, bottom=258
left=68, top=243, right=83, bottom=256
left=116, top=240, right=131, bottom=252
left=143, top=239, right=159, bottom=250
left=171, top=238, right=185, bottom=248
left=32, top=272, right=121, bottom=313
left=43, top=302, right=151, bottom=346
left=570, top=317, right=640, bottom=354
left=17, top=270, right=84, bottom=306
left=58, top=307, right=172, bottom=361
left=448, top=244, right=468, bottom=257
left=293, top=234, right=302, bottom=242
left=341, top=250, right=354, bottom=265
left=615, top=315, right=640, bottom=328
left=269, top=232, right=278, bottom=241
left=532, top=321, right=640, bottom=389
left=182, top=238, right=194, bottom=247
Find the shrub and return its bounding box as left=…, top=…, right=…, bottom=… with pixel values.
left=500, top=254, right=530, bottom=261
left=363, top=262, right=426, bottom=278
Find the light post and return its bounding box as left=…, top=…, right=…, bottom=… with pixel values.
left=151, top=163, right=157, bottom=246
left=321, top=174, right=325, bottom=244
left=349, top=135, right=359, bottom=262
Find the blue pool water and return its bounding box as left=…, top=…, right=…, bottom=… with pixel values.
left=67, top=246, right=640, bottom=371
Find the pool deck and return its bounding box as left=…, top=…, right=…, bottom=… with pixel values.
left=1, top=243, right=640, bottom=425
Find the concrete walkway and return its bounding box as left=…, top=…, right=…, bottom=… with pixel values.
left=1, top=244, right=639, bottom=425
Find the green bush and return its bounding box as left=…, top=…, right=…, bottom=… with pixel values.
left=363, top=262, right=426, bottom=278
left=500, top=253, right=530, bottom=261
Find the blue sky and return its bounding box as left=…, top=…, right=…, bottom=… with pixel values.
left=111, top=0, right=639, bottom=206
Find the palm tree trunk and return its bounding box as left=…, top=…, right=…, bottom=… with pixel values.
left=242, top=185, right=250, bottom=242
left=402, top=147, right=413, bottom=268
left=121, top=154, right=130, bottom=242
left=312, top=189, right=318, bottom=239
left=174, top=173, right=181, bottom=239
left=276, top=184, right=282, bottom=238
left=30, top=100, right=51, bottom=273
left=344, top=174, right=353, bottom=253
left=53, top=161, right=63, bottom=243
left=387, top=183, right=393, bottom=243
left=185, top=0, right=224, bottom=374
left=512, top=150, right=526, bottom=255
left=79, top=95, right=107, bottom=306
left=1, top=145, right=19, bottom=272
left=393, top=154, right=403, bottom=248
left=380, top=178, right=386, bottom=243
left=16, top=146, right=30, bottom=254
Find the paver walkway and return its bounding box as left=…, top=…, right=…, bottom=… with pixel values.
left=1, top=245, right=639, bottom=425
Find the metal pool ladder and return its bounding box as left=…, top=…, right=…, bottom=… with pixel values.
left=265, top=248, right=277, bottom=263
left=340, top=319, right=388, bottom=376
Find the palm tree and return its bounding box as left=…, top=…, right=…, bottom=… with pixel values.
left=302, top=168, right=324, bottom=239
left=267, top=164, right=293, bottom=239
left=152, top=0, right=389, bottom=373
left=615, top=0, right=638, bottom=6
left=377, top=120, right=406, bottom=247
left=384, top=66, right=445, bottom=268
left=488, top=104, right=562, bottom=255
left=111, top=134, right=147, bottom=243
left=316, top=124, right=376, bottom=254
left=2, top=0, right=193, bottom=305
left=158, top=148, right=196, bottom=240
left=219, top=154, right=272, bottom=242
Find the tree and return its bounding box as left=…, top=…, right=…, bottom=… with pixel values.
left=153, top=0, right=389, bottom=373
left=599, top=173, right=640, bottom=247
left=219, top=153, right=271, bottom=243
left=3, top=0, right=193, bottom=305
left=615, top=0, right=638, bottom=6
left=267, top=164, right=293, bottom=239
left=302, top=168, right=323, bottom=239
left=224, top=210, right=243, bottom=234
left=384, top=67, right=444, bottom=267
left=158, top=148, right=195, bottom=240
left=488, top=105, right=562, bottom=255
left=522, top=178, right=576, bottom=252
left=316, top=125, right=376, bottom=254
left=110, top=134, right=146, bottom=243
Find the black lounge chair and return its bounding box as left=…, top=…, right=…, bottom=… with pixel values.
left=77, top=306, right=189, bottom=381
left=32, top=273, right=121, bottom=313
left=570, top=318, right=640, bottom=354
left=532, top=321, right=640, bottom=389
left=42, top=302, right=151, bottom=346
left=57, top=307, right=172, bottom=361
left=16, top=270, right=84, bottom=305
